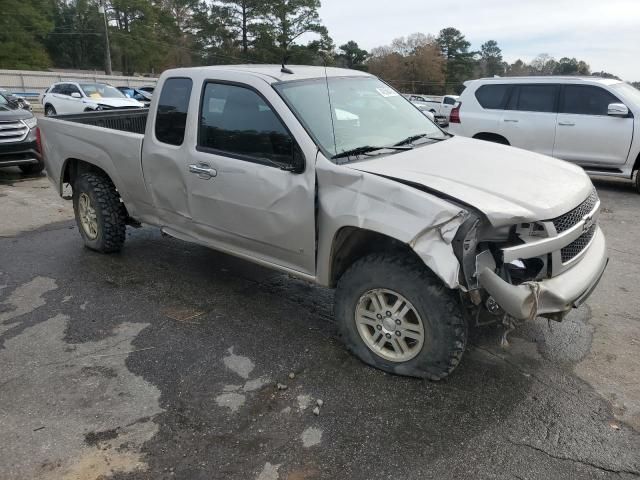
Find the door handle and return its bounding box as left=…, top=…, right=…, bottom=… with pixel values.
left=503, top=119, right=519, bottom=123
left=189, top=163, right=217, bottom=179
left=558, top=121, right=575, bottom=126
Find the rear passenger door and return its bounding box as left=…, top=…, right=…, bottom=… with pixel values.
left=553, top=85, right=633, bottom=167
left=500, top=84, right=559, bottom=156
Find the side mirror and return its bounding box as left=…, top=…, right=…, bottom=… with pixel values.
left=608, top=103, right=629, bottom=116
left=71, top=92, right=82, bottom=99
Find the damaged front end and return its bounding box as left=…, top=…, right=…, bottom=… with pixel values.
left=454, top=188, right=608, bottom=335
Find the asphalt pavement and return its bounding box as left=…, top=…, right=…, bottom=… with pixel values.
left=0, top=169, right=639, bottom=480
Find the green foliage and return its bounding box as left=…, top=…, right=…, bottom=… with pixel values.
left=479, top=40, right=504, bottom=77
left=337, top=41, right=368, bottom=69
left=436, top=27, right=474, bottom=92
left=0, top=0, right=53, bottom=69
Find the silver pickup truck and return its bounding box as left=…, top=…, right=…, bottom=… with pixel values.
left=38, top=65, right=608, bottom=380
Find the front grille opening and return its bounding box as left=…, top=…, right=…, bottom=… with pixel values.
left=561, top=224, right=596, bottom=263
left=551, top=189, right=598, bottom=233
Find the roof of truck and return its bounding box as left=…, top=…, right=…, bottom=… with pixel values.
left=163, top=64, right=373, bottom=83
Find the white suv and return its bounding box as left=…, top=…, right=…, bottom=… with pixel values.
left=449, top=77, right=640, bottom=192
left=42, top=82, right=145, bottom=116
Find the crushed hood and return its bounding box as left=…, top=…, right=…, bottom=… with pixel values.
left=348, top=136, right=593, bottom=226
left=92, top=97, right=144, bottom=108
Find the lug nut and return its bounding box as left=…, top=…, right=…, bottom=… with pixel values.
left=395, top=319, right=401, bottom=325
left=395, top=330, right=401, bottom=336
left=376, top=325, right=382, bottom=330
left=385, top=333, right=391, bottom=339
left=386, top=311, right=391, bottom=316
left=376, top=314, right=382, bottom=319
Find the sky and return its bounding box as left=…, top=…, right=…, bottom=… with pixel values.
left=317, top=0, right=640, bottom=81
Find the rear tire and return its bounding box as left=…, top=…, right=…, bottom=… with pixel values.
left=44, top=104, right=56, bottom=116
left=19, top=161, right=45, bottom=175
left=634, top=171, right=640, bottom=194
left=334, top=253, right=467, bottom=380
left=72, top=173, right=126, bottom=253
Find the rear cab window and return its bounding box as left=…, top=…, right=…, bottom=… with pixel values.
left=155, top=77, right=193, bottom=146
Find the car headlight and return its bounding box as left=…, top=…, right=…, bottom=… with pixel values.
left=22, top=117, right=37, bottom=129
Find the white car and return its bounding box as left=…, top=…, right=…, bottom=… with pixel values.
left=449, top=76, right=640, bottom=192
left=405, top=94, right=459, bottom=117
left=42, top=82, right=144, bottom=116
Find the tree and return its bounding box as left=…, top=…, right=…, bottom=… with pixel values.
left=436, top=27, right=474, bottom=91
left=218, top=0, right=262, bottom=56
left=338, top=40, right=368, bottom=69
left=479, top=40, right=504, bottom=77
left=0, top=0, right=53, bottom=69
left=260, top=0, right=328, bottom=61
left=554, top=57, right=590, bottom=75
left=530, top=53, right=556, bottom=75
left=368, top=34, right=445, bottom=94
left=46, top=0, right=104, bottom=70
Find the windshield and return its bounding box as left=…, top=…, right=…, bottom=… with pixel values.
left=79, top=83, right=127, bottom=99
left=274, top=76, right=446, bottom=159
left=0, top=94, right=8, bottom=106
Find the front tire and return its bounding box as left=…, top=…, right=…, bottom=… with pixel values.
left=634, top=170, right=640, bottom=194
left=72, top=173, right=126, bottom=253
left=44, top=104, right=56, bottom=116
left=334, top=253, right=467, bottom=380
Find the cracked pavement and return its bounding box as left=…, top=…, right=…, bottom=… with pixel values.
left=0, top=169, right=639, bottom=479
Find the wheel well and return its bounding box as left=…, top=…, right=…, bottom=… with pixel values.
left=62, top=159, right=112, bottom=190
left=633, top=150, right=640, bottom=174
left=473, top=132, right=510, bottom=145
left=329, top=227, right=420, bottom=287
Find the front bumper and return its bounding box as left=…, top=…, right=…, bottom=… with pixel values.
left=0, top=139, right=41, bottom=168
left=478, top=226, right=607, bottom=320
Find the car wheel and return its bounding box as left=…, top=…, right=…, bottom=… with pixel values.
left=45, top=104, right=56, bottom=116
left=19, top=161, right=45, bottom=175
left=634, top=170, right=640, bottom=194
left=334, top=253, right=467, bottom=380
left=73, top=173, right=127, bottom=253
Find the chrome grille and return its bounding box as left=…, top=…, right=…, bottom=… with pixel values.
left=551, top=189, right=599, bottom=233
left=0, top=120, right=29, bottom=144
left=561, top=224, right=596, bottom=263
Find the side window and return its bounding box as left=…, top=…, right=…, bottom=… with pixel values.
left=475, top=84, right=510, bottom=109
left=50, top=85, right=61, bottom=94
left=155, top=77, right=192, bottom=146
left=198, top=82, right=293, bottom=166
left=561, top=85, right=620, bottom=116
left=515, top=85, right=557, bottom=113
left=58, top=84, right=71, bottom=96
left=68, top=84, right=81, bottom=96
left=443, top=96, right=456, bottom=105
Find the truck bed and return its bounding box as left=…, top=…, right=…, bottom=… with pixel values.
left=53, top=109, right=148, bottom=135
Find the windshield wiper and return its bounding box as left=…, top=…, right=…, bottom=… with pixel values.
left=394, top=133, right=447, bottom=146
left=331, top=145, right=411, bottom=160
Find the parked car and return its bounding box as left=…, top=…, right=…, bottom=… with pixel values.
left=0, top=94, right=42, bottom=174
left=38, top=65, right=607, bottom=380
left=42, top=82, right=145, bottom=116
left=0, top=88, right=32, bottom=110
left=138, top=85, right=155, bottom=95
left=405, top=94, right=459, bottom=117
left=449, top=76, right=640, bottom=192
left=116, top=86, right=152, bottom=107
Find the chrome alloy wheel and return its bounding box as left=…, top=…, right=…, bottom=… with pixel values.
left=78, top=192, right=98, bottom=240
left=355, top=288, right=425, bottom=362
